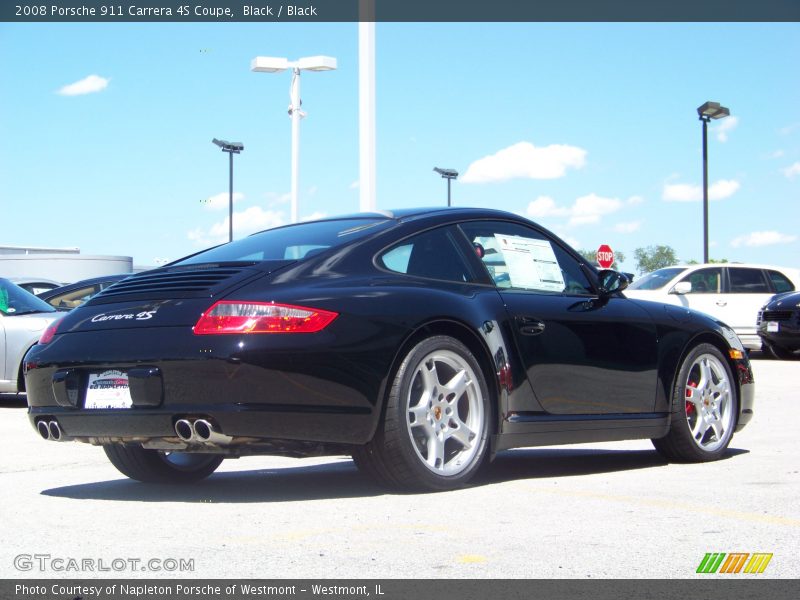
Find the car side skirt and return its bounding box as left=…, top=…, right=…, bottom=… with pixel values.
left=492, top=413, right=670, bottom=452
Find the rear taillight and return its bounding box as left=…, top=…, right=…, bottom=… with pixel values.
left=193, top=301, right=338, bottom=335
left=39, top=319, right=61, bottom=344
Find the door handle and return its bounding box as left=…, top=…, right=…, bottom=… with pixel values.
left=716, top=301, right=727, bottom=307
left=517, top=316, right=546, bottom=336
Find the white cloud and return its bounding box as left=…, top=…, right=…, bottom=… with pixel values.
left=201, top=191, right=244, bottom=211
left=782, top=162, right=800, bottom=179
left=188, top=206, right=286, bottom=247
left=627, top=195, right=644, bottom=206
left=714, top=116, right=739, bottom=143
left=663, top=179, right=740, bottom=202
left=57, top=74, right=109, bottom=96
left=526, top=196, right=569, bottom=218
left=462, top=141, right=587, bottom=183
left=526, top=193, right=623, bottom=227
left=349, top=180, right=360, bottom=190
left=768, top=150, right=785, bottom=159
left=300, top=211, right=327, bottom=222
left=731, top=231, right=798, bottom=248
left=778, top=122, right=800, bottom=136
left=614, top=220, right=643, bottom=234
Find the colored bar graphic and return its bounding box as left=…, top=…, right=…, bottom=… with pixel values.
left=720, top=553, right=749, bottom=574
left=697, top=553, right=726, bottom=573
left=697, top=552, right=773, bottom=574
left=744, top=553, right=773, bottom=574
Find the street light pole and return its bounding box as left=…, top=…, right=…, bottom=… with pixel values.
left=433, top=167, right=459, bottom=206
left=290, top=68, right=302, bottom=224
left=251, top=55, right=337, bottom=223
left=697, top=101, right=730, bottom=263
left=212, top=138, right=244, bottom=243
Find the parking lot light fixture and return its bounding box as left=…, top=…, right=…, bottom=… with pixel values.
left=697, top=101, right=730, bottom=263
left=211, top=138, right=244, bottom=243
left=251, top=55, right=337, bottom=223
left=433, top=167, right=459, bottom=206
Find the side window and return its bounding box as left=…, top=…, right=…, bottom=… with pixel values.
left=728, top=267, right=770, bottom=293
left=767, top=270, right=795, bottom=293
left=679, top=268, right=721, bottom=294
left=378, top=227, right=475, bottom=283
left=459, top=221, right=594, bottom=295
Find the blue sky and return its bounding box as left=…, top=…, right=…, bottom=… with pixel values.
left=1, top=22, right=798, bottom=271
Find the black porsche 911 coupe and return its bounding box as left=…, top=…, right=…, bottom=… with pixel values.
left=25, top=208, right=754, bottom=490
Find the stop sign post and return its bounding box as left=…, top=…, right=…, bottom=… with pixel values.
left=596, top=244, right=614, bottom=269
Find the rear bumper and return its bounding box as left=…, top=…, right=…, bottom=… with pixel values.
left=24, top=326, right=394, bottom=448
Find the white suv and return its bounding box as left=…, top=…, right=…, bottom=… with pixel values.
left=625, top=263, right=800, bottom=350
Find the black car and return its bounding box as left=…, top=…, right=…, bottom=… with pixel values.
left=758, top=291, right=800, bottom=359
left=25, top=208, right=754, bottom=491
left=37, top=274, right=131, bottom=311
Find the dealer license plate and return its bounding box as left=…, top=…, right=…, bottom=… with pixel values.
left=85, top=370, right=133, bottom=409
left=767, top=321, right=780, bottom=333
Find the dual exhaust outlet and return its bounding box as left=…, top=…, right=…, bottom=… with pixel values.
left=174, top=418, right=232, bottom=445
left=37, top=420, right=70, bottom=442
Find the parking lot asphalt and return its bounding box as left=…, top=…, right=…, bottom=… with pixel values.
left=1, top=355, right=797, bottom=579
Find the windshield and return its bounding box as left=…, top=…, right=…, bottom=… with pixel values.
left=175, top=218, right=394, bottom=266
left=0, top=278, right=57, bottom=315
left=627, top=267, right=686, bottom=291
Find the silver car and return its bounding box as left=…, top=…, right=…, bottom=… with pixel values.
left=0, top=278, right=61, bottom=394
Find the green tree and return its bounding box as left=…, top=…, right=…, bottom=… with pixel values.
left=577, top=248, right=626, bottom=270
left=633, top=245, right=678, bottom=275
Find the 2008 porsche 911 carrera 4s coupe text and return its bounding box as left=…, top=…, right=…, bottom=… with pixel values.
left=25, top=208, right=754, bottom=490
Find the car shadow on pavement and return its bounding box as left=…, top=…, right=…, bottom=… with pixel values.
left=475, top=446, right=747, bottom=486
left=40, top=446, right=748, bottom=503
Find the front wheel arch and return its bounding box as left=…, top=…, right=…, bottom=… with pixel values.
left=671, top=332, right=743, bottom=430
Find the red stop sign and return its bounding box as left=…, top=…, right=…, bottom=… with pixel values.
left=596, top=244, right=614, bottom=269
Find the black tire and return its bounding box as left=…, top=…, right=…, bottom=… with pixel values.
left=764, top=341, right=797, bottom=360
left=103, top=444, right=223, bottom=483
left=353, top=336, right=491, bottom=491
left=652, top=343, right=738, bottom=462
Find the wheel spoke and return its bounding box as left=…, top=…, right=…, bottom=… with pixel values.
left=691, top=414, right=709, bottom=441
left=420, top=359, right=440, bottom=394
left=709, top=419, right=724, bottom=442
left=426, top=434, right=445, bottom=469
left=443, top=369, right=470, bottom=401
left=408, top=403, right=429, bottom=427
left=448, top=420, right=475, bottom=449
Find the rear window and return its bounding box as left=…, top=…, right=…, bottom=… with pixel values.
left=0, top=278, right=56, bottom=315
left=728, top=267, right=770, bottom=293
left=627, top=267, right=686, bottom=290
left=767, top=270, right=795, bottom=293
left=175, top=218, right=392, bottom=266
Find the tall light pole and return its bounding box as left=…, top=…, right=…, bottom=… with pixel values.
left=211, top=138, right=243, bottom=243
left=697, top=101, right=730, bottom=263
left=433, top=167, right=458, bottom=206
left=251, top=55, right=337, bottom=223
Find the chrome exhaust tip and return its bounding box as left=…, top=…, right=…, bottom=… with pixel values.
left=174, top=419, right=195, bottom=442
left=48, top=421, right=62, bottom=441
left=37, top=420, right=51, bottom=440
left=193, top=419, right=232, bottom=445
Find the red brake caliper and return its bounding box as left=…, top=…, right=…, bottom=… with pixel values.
left=685, top=381, right=697, bottom=415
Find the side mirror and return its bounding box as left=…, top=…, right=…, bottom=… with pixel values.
left=671, top=281, right=692, bottom=295
left=597, top=269, right=629, bottom=297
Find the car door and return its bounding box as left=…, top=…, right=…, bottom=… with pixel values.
left=459, top=220, right=659, bottom=415
left=723, top=266, right=773, bottom=340
left=0, top=314, right=6, bottom=384
left=670, top=267, right=728, bottom=321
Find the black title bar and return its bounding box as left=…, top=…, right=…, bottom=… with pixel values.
left=3, top=0, right=800, bottom=23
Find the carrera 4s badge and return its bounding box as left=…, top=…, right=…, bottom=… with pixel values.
left=91, top=310, right=158, bottom=323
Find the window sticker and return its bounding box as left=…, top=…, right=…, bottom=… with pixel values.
left=494, top=234, right=564, bottom=292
